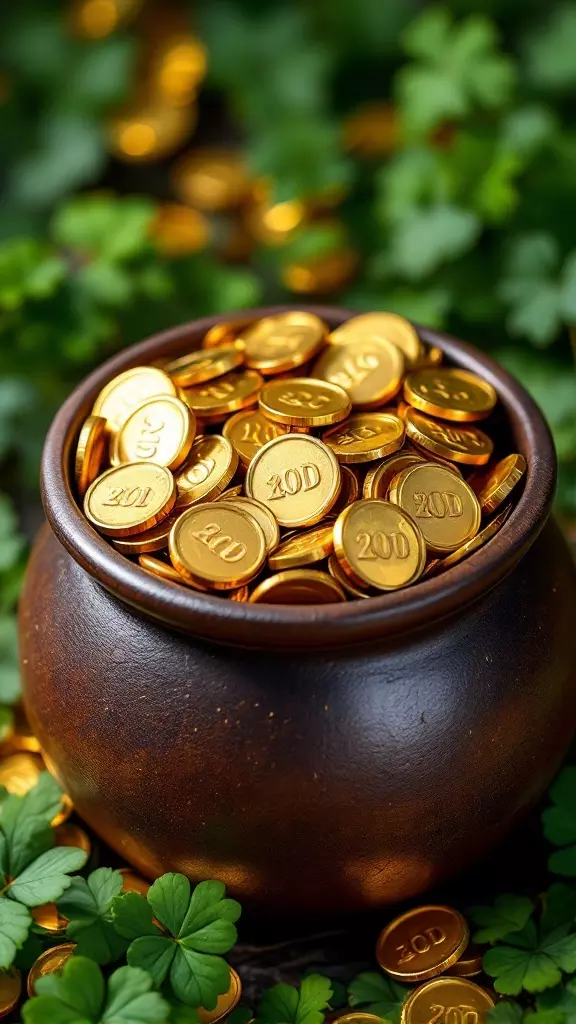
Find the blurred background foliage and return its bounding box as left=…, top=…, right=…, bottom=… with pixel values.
left=0, top=0, right=576, bottom=725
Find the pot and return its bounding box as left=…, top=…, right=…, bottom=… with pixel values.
left=19, top=305, right=576, bottom=915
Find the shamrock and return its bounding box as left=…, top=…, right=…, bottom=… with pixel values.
left=57, top=867, right=129, bottom=964
left=348, top=972, right=409, bottom=1023
left=112, top=875, right=241, bottom=1008
left=487, top=1005, right=524, bottom=1024
left=499, top=235, right=576, bottom=347
left=469, top=894, right=535, bottom=943
left=255, top=974, right=332, bottom=1024
left=22, top=954, right=169, bottom=1024
left=483, top=916, right=576, bottom=995
left=543, top=768, right=576, bottom=876
left=529, top=977, right=576, bottom=1024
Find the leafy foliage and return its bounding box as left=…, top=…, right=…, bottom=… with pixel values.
left=543, top=768, right=576, bottom=876
left=58, top=867, right=129, bottom=964
left=348, top=971, right=409, bottom=1022
left=255, top=974, right=333, bottom=1024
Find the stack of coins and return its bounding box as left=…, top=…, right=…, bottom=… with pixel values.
left=77, top=311, right=527, bottom=604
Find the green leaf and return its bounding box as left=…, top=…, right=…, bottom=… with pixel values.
left=102, top=964, right=168, bottom=1023
left=0, top=615, right=22, bottom=705
left=348, top=972, right=408, bottom=1023
left=543, top=768, right=576, bottom=876
left=257, top=975, right=333, bottom=1024
left=170, top=947, right=230, bottom=1009
left=483, top=921, right=576, bottom=995
left=534, top=977, right=576, bottom=1024
left=469, top=894, right=535, bottom=943
left=52, top=195, right=156, bottom=263
left=112, top=891, right=160, bottom=941
left=0, top=896, right=31, bottom=969
left=524, top=6, right=576, bottom=91
left=148, top=873, right=192, bottom=937
left=10, top=114, right=105, bottom=209
left=128, top=936, right=176, bottom=987
left=541, top=885, right=576, bottom=934
left=58, top=868, right=128, bottom=964
left=8, top=845, right=88, bottom=906
left=390, top=204, right=481, bottom=279
left=487, top=1004, right=524, bottom=1024
left=1, top=771, right=65, bottom=877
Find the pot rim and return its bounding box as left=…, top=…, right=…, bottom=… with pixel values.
left=41, top=304, right=556, bottom=650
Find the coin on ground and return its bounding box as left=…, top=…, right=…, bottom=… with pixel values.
left=322, top=413, right=405, bottom=464
left=54, top=824, right=92, bottom=857
left=92, top=366, right=177, bottom=432
left=75, top=415, right=109, bottom=498
left=445, top=942, right=485, bottom=977
left=182, top=368, right=263, bottom=419
left=331, top=312, right=422, bottom=366
left=250, top=569, right=346, bottom=604
left=404, top=368, right=497, bottom=421
left=328, top=554, right=371, bottom=598
left=363, top=452, right=424, bottom=499
left=175, top=435, right=238, bottom=508
left=165, top=345, right=243, bottom=387
left=473, top=453, right=526, bottom=514
left=377, top=905, right=469, bottom=981
left=259, top=378, right=351, bottom=428
left=405, top=408, right=493, bottom=465
left=334, top=500, right=426, bottom=591
left=218, top=496, right=280, bottom=554
left=115, top=395, right=195, bottom=469
left=32, top=904, right=68, bottom=935
left=27, top=943, right=76, bottom=997
left=0, top=968, right=21, bottom=1016
left=313, top=333, right=403, bottom=408
left=401, top=977, right=494, bottom=1024
left=269, top=524, right=334, bottom=570
left=434, top=505, right=512, bottom=571
left=239, top=311, right=327, bottom=374
left=84, top=463, right=176, bottom=536
left=170, top=502, right=267, bottom=589
left=223, top=408, right=288, bottom=466
left=198, top=966, right=242, bottom=1024
left=388, top=463, right=481, bottom=554
left=0, top=753, right=44, bottom=796
left=245, top=434, right=341, bottom=527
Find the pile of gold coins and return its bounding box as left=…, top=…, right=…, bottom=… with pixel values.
left=75, top=311, right=527, bottom=604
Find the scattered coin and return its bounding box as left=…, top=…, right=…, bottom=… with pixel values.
left=404, top=368, right=497, bottom=422
left=269, top=524, right=334, bottom=570
left=0, top=968, right=21, bottom=1017
left=330, top=1016, right=383, bottom=1024
left=198, top=966, right=242, bottom=1024
left=51, top=792, right=74, bottom=828
left=239, top=311, right=327, bottom=374
left=202, top=318, right=252, bottom=350
left=138, top=553, right=204, bottom=588
left=229, top=585, right=250, bottom=602
left=334, top=500, right=426, bottom=591
left=75, top=415, right=109, bottom=498
left=54, top=823, right=92, bottom=857
left=223, top=408, right=288, bottom=467
left=432, top=505, right=512, bottom=572
left=330, top=312, right=421, bottom=366
left=115, top=395, right=195, bottom=470
left=363, top=452, right=424, bottom=499
left=182, top=368, right=263, bottom=419
left=92, top=366, right=177, bottom=432
left=27, top=943, right=76, bottom=997
left=322, top=413, right=405, bottom=464
left=400, top=977, right=494, bottom=1024
left=32, top=903, right=68, bottom=935
left=112, top=510, right=183, bottom=555
left=246, top=434, right=341, bottom=527
left=170, top=502, right=267, bottom=589
left=0, top=752, right=44, bottom=796
left=445, top=942, right=485, bottom=977
left=377, top=905, right=469, bottom=982
left=165, top=346, right=244, bottom=387
left=327, top=553, right=371, bottom=598
left=314, top=331, right=404, bottom=408
left=388, top=463, right=482, bottom=554
left=218, top=496, right=280, bottom=554
left=84, top=463, right=176, bottom=536
left=175, top=435, right=239, bottom=508
left=250, top=569, right=346, bottom=603
left=472, top=453, right=527, bottom=514
left=405, top=408, right=493, bottom=466
left=259, top=378, right=351, bottom=428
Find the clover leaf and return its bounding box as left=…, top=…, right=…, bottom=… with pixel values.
left=499, top=235, right=576, bottom=346
left=57, top=868, right=129, bottom=964
left=469, top=894, right=535, bottom=943
left=543, top=768, right=576, bottom=876
left=483, top=917, right=576, bottom=995
left=348, top=971, right=409, bottom=1023
left=531, top=977, right=576, bottom=1024
left=487, top=1004, right=524, bottom=1024
left=113, top=875, right=241, bottom=1008
left=256, top=974, right=333, bottom=1024
left=22, top=954, right=169, bottom=1024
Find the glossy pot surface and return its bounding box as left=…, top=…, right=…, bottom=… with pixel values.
left=19, top=305, right=576, bottom=914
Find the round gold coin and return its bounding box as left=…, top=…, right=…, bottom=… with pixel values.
left=404, top=368, right=497, bottom=422
left=92, top=366, right=177, bottom=432
left=405, top=408, right=493, bottom=465
left=414, top=345, right=443, bottom=369
left=32, top=903, right=68, bottom=935
left=218, top=497, right=280, bottom=554
left=473, top=453, right=526, bottom=514
left=175, top=435, right=239, bottom=508
left=202, top=318, right=252, bottom=350
left=268, top=524, right=334, bottom=570
left=363, top=452, right=425, bottom=499
left=313, top=332, right=404, bottom=409
left=113, top=510, right=182, bottom=555
left=245, top=434, right=341, bottom=528
left=0, top=752, right=44, bottom=796
left=115, top=395, right=195, bottom=470
left=322, top=413, right=405, bottom=464
left=377, top=905, right=469, bottom=982
left=331, top=312, right=422, bottom=366
left=165, top=345, right=244, bottom=387
left=334, top=500, right=426, bottom=591
left=259, top=378, right=351, bottom=428
left=401, top=977, right=493, bottom=1024
left=216, top=484, right=244, bottom=501
left=84, top=463, right=176, bottom=537
left=239, top=311, right=327, bottom=374
left=54, top=823, right=92, bottom=857
left=331, top=464, right=361, bottom=513
left=223, top=408, right=288, bottom=467
left=138, top=553, right=199, bottom=587
left=388, top=463, right=481, bottom=554
left=27, top=943, right=76, bottom=997
left=170, top=502, right=267, bottom=589
left=445, top=943, right=485, bottom=978
left=229, top=585, right=250, bottom=602
left=182, top=368, right=263, bottom=419
left=327, top=554, right=371, bottom=598
left=331, top=1015, right=383, bottom=1024
left=51, top=792, right=73, bottom=828
left=433, top=505, right=512, bottom=571
left=75, top=415, right=109, bottom=498
left=0, top=968, right=21, bottom=1017
left=198, top=966, right=242, bottom=1024
left=250, top=569, right=346, bottom=604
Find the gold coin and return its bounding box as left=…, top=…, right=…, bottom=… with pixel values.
left=331, top=464, right=361, bottom=513
left=259, top=378, right=351, bottom=428
left=218, top=497, right=280, bottom=554
left=54, top=823, right=92, bottom=857
left=175, top=435, right=239, bottom=508
left=32, top=904, right=68, bottom=935
left=245, top=434, right=341, bottom=528
left=250, top=569, right=346, bottom=604
left=327, top=554, right=371, bottom=598
left=27, top=943, right=76, bottom=997
left=401, top=978, right=493, bottom=1024
left=433, top=505, right=512, bottom=571
left=223, top=408, right=288, bottom=467
left=334, top=500, right=426, bottom=591
left=92, top=366, right=177, bottom=432
left=331, top=312, right=421, bottom=366
left=473, top=453, right=526, bottom=514
left=330, top=1016, right=383, bottom=1024
left=115, top=395, right=195, bottom=470
left=216, top=484, right=244, bottom=501
left=445, top=943, right=485, bottom=977
left=239, top=311, right=327, bottom=374
left=0, top=968, right=21, bottom=1016
left=322, top=413, right=405, bottom=464
left=414, top=346, right=443, bottom=369
left=51, top=792, right=73, bottom=828
left=404, top=369, right=497, bottom=422
left=198, top=966, right=242, bottom=1024
left=138, top=553, right=201, bottom=588
left=120, top=870, right=150, bottom=896
left=388, top=464, right=481, bottom=554
left=269, top=524, right=334, bottom=570
left=313, top=333, right=403, bottom=408
left=0, top=752, right=43, bottom=796
left=182, top=368, right=263, bottom=419
left=363, top=452, right=425, bottom=499
left=113, top=510, right=181, bottom=555
left=377, top=905, right=469, bottom=982
left=229, top=585, right=250, bottom=602
left=75, top=415, right=109, bottom=498
left=165, top=346, right=244, bottom=387
left=170, top=502, right=267, bottom=590
left=405, top=408, right=493, bottom=466
left=202, top=318, right=252, bottom=350
left=172, top=148, right=249, bottom=211
left=84, top=463, right=176, bottom=536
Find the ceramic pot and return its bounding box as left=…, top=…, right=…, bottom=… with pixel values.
left=19, top=305, right=576, bottom=915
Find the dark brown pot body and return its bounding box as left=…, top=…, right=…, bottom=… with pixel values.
left=19, top=306, right=576, bottom=916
